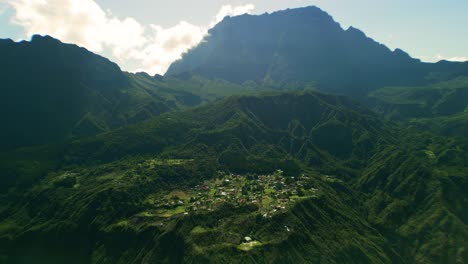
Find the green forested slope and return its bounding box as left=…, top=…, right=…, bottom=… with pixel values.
left=0, top=92, right=465, bottom=263
left=370, top=77, right=468, bottom=137
left=0, top=6, right=467, bottom=264
left=0, top=35, right=201, bottom=151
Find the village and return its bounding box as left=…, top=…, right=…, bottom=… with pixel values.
left=145, top=170, right=320, bottom=219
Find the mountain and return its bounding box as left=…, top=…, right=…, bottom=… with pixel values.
left=0, top=35, right=201, bottom=151
left=1, top=92, right=466, bottom=263
left=369, top=77, right=468, bottom=137
left=63, top=91, right=388, bottom=166
left=0, top=91, right=386, bottom=190
left=1, top=5, right=467, bottom=264
left=166, top=6, right=468, bottom=96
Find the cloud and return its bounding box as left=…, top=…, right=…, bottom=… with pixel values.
left=446, top=56, right=468, bottom=62
left=5, top=0, right=255, bottom=75
left=210, top=4, right=256, bottom=27
left=434, top=54, right=468, bottom=62
left=10, top=0, right=113, bottom=51
left=132, top=4, right=256, bottom=75
left=132, top=21, right=206, bottom=75
left=419, top=54, right=468, bottom=63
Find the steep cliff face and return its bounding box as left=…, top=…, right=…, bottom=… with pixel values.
left=167, top=6, right=468, bottom=95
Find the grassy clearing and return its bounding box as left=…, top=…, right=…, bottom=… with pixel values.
left=144, top=159, right=193, bottom=168
left=166, top=190, right=191, bottom=201
left=191, top=226, right=208, bottom=234
left=260, top=196, right=273, bottom=211
left=237, top=241, right=263, bottom=251
left=157, top=206, right=186, bottom=218
left=97, top=172, right=122, bottom=182
left=425, top=150, right=436, bottom=160
left=137, top=211, right=156, bottom=217
left=115, top=220, right=129, bottom=228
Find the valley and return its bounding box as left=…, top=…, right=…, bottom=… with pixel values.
left=0, top=5, right=467, bottom=264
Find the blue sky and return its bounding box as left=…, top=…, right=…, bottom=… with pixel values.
left=1, top=0, right=467, bottom=74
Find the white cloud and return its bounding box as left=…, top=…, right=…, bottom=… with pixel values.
left=6, top=0, right=255, bottom=75
left=132, top=4, right=256, bottom=75
left=437, top=55, right=468, bottom=62
left=446, top=56, right=468, bottom=62
left=210, top=4, right=256, bottom=28
left=132, top=21, right=206, bottom=75
left=10, top=0, right=111, bottom=51
left=419, top=54, right=468, bottom=63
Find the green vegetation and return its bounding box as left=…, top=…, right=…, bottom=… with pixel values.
left=140, top=170, right=319, bottom=219
left=370, top=77, right=468, bottom=137
left=237, top=241, right=262, bottom=251
left=0, top=92, right=466, bottom=263
left=0, top=36, right=202, bottom=152
left=1, top=6, right=468, bottom=264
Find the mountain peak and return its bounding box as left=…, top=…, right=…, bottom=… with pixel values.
left=346, top=26, right=365, bottom=35
left=268, top=5, right=338, bottom=26
left=215, top=5, right=338, bottom=29
left=273, top=5, right=330, bottom=16
left=393, top=48, right=413, bottom=60
left=165, top=6, right=421, bottom=93
left=30, top=34, right=61, bottom=44
left=0, top=35, right=59, bottom=46
left=0, top=38, right=14, bottom=47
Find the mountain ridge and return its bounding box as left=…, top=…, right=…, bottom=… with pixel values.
left=0, top=5, right=467, bottom=264
left=0, top=34, right=201, bottom=151
left=166, top=6, right=468, bottom=96
left=0, top=92, right=466, bottom=263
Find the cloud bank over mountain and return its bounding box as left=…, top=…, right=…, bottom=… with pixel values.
left=6, top=0, right=255, bottom=74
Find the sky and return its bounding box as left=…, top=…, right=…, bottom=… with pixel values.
left=0, top=0, right=467, bottom=75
